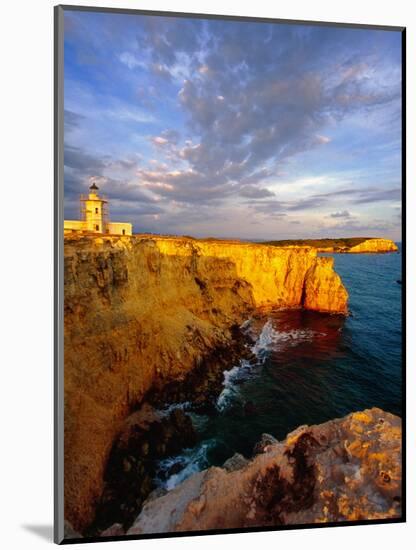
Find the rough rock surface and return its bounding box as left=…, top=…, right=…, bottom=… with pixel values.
left=88, top=404, right=197, bottom=534
left=63, top=234, right=348, bottom=532
left=303, top=257, right=349, bottom=314
left=223, top=453, right=250, bottom=472
left=253, top=433, right=279, bottom=455
left=127, top=408, right=401, bottom=535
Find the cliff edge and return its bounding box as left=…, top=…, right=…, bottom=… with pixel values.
left=63, top=235, right=348, bottom=531
left=347, top=239, right=398, bottom=254
left=127, top=407, right=401, bottom=534
left=264, top=237, right=398, bottom=254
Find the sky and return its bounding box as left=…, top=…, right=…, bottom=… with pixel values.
left=63, top=10, right=402, bottom=240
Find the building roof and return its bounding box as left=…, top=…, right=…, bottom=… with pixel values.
left=89, top=182, right=99, bottom=190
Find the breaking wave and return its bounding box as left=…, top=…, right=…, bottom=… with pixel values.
left=156, top=317, right=328, bottom=490
left=155, top=439, right=215, bottom=491
left=252, top=320, right=324, bottom=358
left=216, top=319, right=325, bottom=410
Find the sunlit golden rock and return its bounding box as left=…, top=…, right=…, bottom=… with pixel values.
left=265, top=237, right=398, bottom=254
left=303, top=257, right=349, bottom=314
left=63, top=234, right=348, bottom=532
left=347, top=238, right=398, bottom=253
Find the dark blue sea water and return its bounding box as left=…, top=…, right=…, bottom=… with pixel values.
left=156, top=247, right=403, bottom=489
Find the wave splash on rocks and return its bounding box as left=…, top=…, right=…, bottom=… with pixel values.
left=217, top=318, right=325, bottom=411
left=156, top=316, right=328, bottom=492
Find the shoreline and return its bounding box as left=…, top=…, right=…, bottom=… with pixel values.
left=62, top=234, right=402, bottom=537
left=263, top=237, right=398, bottom=255
left=89, top=306, right=351, bottom=535
left=63, top=234, right=349, bottom=532
left=125, top=407, right=402, bottom=536
left=66, top=407, right=401, bottom=540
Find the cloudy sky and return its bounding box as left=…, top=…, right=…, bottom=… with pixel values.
left=64, top=11, right=402, bottom=240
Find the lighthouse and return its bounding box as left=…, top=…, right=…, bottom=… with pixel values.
left=81, top=182, right=108, bottom=233
left=64, top=182, right=133, bottom=236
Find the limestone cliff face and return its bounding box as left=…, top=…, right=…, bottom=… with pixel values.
left=63, top=235, right=348, bottom=531
left=127, top=408, right=401, bottom=534
left=303, top=257, right=348, bottom=314
left=347, top=239, right=398, bottom=254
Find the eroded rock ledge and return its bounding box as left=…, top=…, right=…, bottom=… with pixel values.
left=64, top=234, right=348, bottom=532
left=126, top=408, right=401, bottom=535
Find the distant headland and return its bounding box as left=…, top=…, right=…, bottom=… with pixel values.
left=263, top=237, right=398, bottom=254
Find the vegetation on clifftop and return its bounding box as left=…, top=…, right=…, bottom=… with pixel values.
left=263, top=237, right=372, bottom=249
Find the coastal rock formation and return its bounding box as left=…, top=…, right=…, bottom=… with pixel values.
left=303, top=257, right=349, bottom=314
left=127, top=408, right=401, bottom=535
left=347, top=239, right=398, bottom=254
left=265, top=237, right=398, bottom=254
left=89, top=404, right=197, bottom=533
left=63, top=234, right=348, bottom=532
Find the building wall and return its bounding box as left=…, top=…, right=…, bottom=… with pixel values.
left=64, top=192, right=132, bottom=235
left=84, top=197, right=104, bottom=233
left=64, top=220, right=85, bottom=233
left=107, top=222, right=132, bottom=236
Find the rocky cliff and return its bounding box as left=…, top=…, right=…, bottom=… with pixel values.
left=303, top=257, right=348, bottom=313
left=265, top=237, right=398, bottom=254
left=63, top=234, right=348, bottom=532
left=127, top=408, right=401, bottom=535
left=346, top=239, right=398, bottom=254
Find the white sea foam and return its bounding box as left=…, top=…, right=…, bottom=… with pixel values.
left=158, top=318, right=327, bottom=487
left=239, top=318, right=252, bottom=331
left=252, top=320, right=322, bottom=358
left=216, top=359, right=252, bottom=410
left=216, top=319, right=325, bottom=410
left=156, top=440, right=214, bottom=490
left=161, top=401, right=193, bottom=415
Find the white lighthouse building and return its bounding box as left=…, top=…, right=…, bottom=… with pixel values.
left=64, top=183, right=132, bottom=236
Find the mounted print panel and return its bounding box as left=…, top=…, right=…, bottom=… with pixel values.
left=54, top=5, right=405, bottom=544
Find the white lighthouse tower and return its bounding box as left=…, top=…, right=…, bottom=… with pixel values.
left=81, top=182, right=108, bottom=233
left=64, top=182, right=133, bottom=236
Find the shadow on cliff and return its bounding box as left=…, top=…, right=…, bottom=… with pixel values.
left=64, top=244, right=261, bottom=535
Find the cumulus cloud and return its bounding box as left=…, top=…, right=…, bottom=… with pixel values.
left=63, top=146, right=159, bottom=220
left=122, top=19, right=400, bottom=209
left=352, top=187, right=401, bottom=204
left=63, top=12, right=402, bottom=238
left=151, top=136, right=169, bottom=146
left=150, top=130, right=181, bottom=148
left=328, top=210, right=352, bottom=218
left=64, top=110, right=84, bottom=132
left=64, top=145, right=106, bottom=174
left=119, top=51, right=146, bottom=70
left=313, top=186, right=401, bottom=205
left=239, top=186, right=275, bottom=198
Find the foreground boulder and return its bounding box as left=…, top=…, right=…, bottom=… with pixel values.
left=127, top=408, right=401, bottom=535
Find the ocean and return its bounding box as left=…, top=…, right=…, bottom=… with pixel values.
left=155, top=246, right=403, bottom=490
